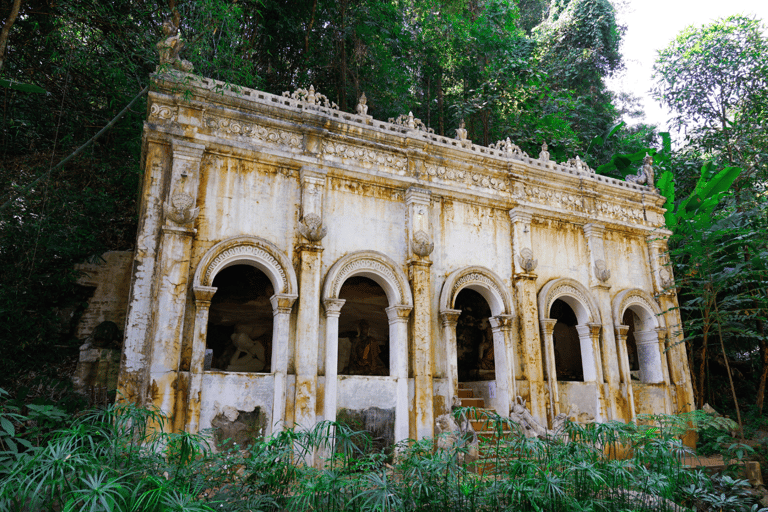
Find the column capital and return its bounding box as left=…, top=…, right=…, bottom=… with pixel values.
left=270, top=293, right=298, bottom=315
left=614, top=324, right=630, bottom=338
left=439, top=309, right=462, bottom=327
left=193, top=285, right=217, bottom=304
left=297, top=243, right=324, bottom=254
left=323, top=298, right=346, bottom=317
left=489, top=314, right=515, bottom=331
left=514, top=272, right=538, bottom=282
left=300, top=165, right=328, bottom=183
left=386, top=305, right=412, bottom=324
left=161, top=225, right=196, bottom=237
left=405, top=186, right=431, bottom=205
left=509, top=209, right=533, bottom=224
left=540, top=318, right=557, bottom=334
left=582, top=223, right=606, bottom=238
left=634, top=329, right=659, bottom=346
left=586, top=322, right=602, bottom=337
left=408, top=259, right=432, bottom=270
left=171, top=139, right=206, bottom=160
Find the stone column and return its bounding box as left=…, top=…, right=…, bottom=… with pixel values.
left=387, top=305, right=412, bottom=444
left=146, top=140, right=205, bottom=428
left=634, top=329, right=664, bottom=383
left=271, top=294, right=297, bottom=433
left=614, top=325, right=636, bottom=421
left=509, top=208, right=547, bottom=425
left=406, top=187, right=434, bottom=440
left=539, top=318, right=560, bottom=417
left=322, top=298, right=346, bottom=425
left=648, top=235, right=695, bottom=413
left=293, top=167, right=328, bottom=437
left=489, top=315, right=515, bottom=416
left=187, top=285, right=217, bottom=432
left=575, top=322, right=606, bottom=421
left=583, top=223, right=623, bottom=421
left=440, top=310, right=462, bottom=404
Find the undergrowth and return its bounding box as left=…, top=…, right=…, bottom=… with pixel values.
left=0, top=391, right=765, bottom=512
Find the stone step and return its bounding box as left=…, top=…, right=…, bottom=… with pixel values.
left=457, top=388, right=474, bottom=399
left=460, top=397, right=484, bottom=408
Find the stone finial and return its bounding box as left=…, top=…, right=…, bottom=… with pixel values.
left=298, top=213, right=327, bottom=242
left=163, top=192, right=199, bottom=225
left=388, top=112, right=434, bottom=133
left=455, top=119, right=467, bottom=141
left=594, top=259, right=611, bottom=283
left=539, top=142, right=550, bottom=162
left=282, top=85, right=339, bottom=109
left=518, top=248, right=538, bottom=272
left=627, top=153, right=656, bottom=188
left=156, top=19, right=194, bottom=73
left=411, top=230, right=434, bottom=257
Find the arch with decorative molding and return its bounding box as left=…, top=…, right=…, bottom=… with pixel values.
left=193, top=235, right=298, bottom=295
left=538, top=277, right=601, bottom=325
left=612, top=288, right=665, bottom=332
left=439, top=266, right=515, bottom=317
left=322, top=251, right=413, bottom=307
left=438, top=266, right=516, bottom=416
left=612, top=288, right=666, bottom=385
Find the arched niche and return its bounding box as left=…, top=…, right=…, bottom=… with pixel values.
left=439, top=266, right=514, bottom=318
left=613, top=289, right=665, bottom=384
left=321, top=251, right=413, bottom=445
left=438, top=266, right=515, bottom=416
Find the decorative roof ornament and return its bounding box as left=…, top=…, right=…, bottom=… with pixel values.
left=489, top=137, right=528, bottom=158
left=356, top=93, right=372, bottom=121
left=565, top=155, right=595, bottom=174
left=626, top=153, right=656, bottom=189
left=455, top=119, right=468, bottom=141
left=282, top=85, right=339, bottom=109
left=389, top=112, right=434, bottom=133
left=156, top=19, right=193, bottom=73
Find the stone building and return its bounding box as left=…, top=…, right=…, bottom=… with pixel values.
left=117, top=71, right=694, bottom=450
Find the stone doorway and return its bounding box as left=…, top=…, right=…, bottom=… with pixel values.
left=205, top=264, right=274, bottom=373
left=338, top=276, right=390, bottom=377
left=551, top=299, right=584, bottom=382
left=454, top=288, right=495, bottom=383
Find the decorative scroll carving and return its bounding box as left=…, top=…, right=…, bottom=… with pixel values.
left=594, top=259, right=611, bottom=283
left=411, top=230, right=434, bottom=257
left=297, top=214, right=327, bottom=242
left=512, top=185, right=585, bottom=212
left=626, top=153, right=656, bottom=188
left=203, top=245, right=287, bottom=290
left=518, top=248, right=538, bottom=272
left=389, top=111, right=434, bottom=133
left=321, top=141, right=408, bottom=173
left=282, top=84, right=338, bottom=109
left=595, top=201, right=645, bottom=224
left=149, top=104, right=178, bottom=123
left=424, top=164, right=508, bottom=192
left=203, top=116, right=302, bottom=148
left=163, top=192, right=199, bottom=225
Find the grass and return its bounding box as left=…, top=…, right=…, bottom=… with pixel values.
left=0, top=390, right=766, bottom=512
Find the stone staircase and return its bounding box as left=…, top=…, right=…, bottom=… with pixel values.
left=456, top=387, right=510, bottom=443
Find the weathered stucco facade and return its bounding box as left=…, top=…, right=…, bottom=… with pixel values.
left=118, top=72, right=694, bottom=452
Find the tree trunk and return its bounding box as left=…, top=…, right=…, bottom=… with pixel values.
left=712, top=292, right=743, bottom=435
left=756, top=320, right=767, bottom=414
left=0, top=0, right=22, bottom=75
left=437, top=71, right=444, bottom=136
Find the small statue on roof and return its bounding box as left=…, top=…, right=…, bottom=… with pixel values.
left=156, top=19, right=194, bottom=73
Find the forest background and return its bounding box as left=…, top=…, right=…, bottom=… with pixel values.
left=0, top=0, right=766, bottom=425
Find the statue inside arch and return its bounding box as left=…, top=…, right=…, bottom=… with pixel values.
left=226, top=324, right=267, bottom=372
left=347, top=320, right=388, bottom=376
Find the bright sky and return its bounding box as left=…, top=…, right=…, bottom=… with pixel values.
left=607, top=0, right=768, bottom=132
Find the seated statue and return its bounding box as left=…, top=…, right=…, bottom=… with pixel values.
left=347, top=320, right=387, bottom=376
left=226, top=325, right=266, bottom=372
left=477, top=319, right=495, bottom=370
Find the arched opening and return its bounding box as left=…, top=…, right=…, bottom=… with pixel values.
left=338, top=276, right=390, bottom=376
left=622, top=309, right=640, bottom=379
left=551, top=299, right=583, bottom=382
left=455, top=289, right=495, bottom=382
left=205, top=265, right=274, bottom=372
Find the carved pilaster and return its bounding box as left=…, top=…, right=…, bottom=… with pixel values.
left=406, top=187, right=433, bottom=260
left=164, top=139, right=205, bottom=228
left=299, top=166, right=328, bottom=243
